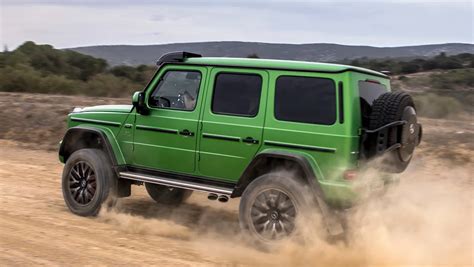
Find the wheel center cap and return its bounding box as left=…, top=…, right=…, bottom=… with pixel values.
left=81, top=180, right=87, bottom=188
left=409, top=123, right=415, bottom=134
left=270, top=211, right=279, bottom=220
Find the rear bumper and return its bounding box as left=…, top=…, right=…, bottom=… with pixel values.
left=319, top=173, right=398, bottom=208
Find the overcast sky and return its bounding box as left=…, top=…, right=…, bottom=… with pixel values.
left=1, top=0, right=473, bottom=49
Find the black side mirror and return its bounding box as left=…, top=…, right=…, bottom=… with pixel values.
left=132, top=91, right=149, bottom=115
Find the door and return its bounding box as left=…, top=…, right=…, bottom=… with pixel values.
left=133, top=66, right=207, bottom=174
left=198, top=68, right=268, bottom=181
left=263, top=71, right=347, bottom=182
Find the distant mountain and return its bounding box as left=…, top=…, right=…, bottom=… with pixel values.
left=68, top=42, right=474, bottom=66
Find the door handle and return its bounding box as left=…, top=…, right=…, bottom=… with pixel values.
left=242, top=136, right=259, bottom=144
left=179, top=129, right=195, bottom=136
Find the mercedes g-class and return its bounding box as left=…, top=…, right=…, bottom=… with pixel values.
left=59, top=52, right=422, bottom=244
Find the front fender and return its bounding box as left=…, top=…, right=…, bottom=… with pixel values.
left=59, top=126, right=126, bottom=165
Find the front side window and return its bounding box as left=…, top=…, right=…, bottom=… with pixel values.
left=212, top=73, right=262, bottom=117
left=275, top=76, right=336, bottom=125
left=149, top=70, right=201, bottom=111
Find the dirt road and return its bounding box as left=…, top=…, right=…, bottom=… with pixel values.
left=1, top=138, right=473, bottom=266
left=0, top=142, right=251, bottom=266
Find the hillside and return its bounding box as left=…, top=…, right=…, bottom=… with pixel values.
left=69, top=42, right=474, bottom=66
left=1, top=41, right=473, bottom=120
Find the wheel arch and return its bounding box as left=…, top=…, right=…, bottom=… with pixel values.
left=232, top=150, right=324, bottom=198
left=59, top=126, right=125, bottom=166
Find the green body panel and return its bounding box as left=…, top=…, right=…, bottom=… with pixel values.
left=262, top=70, right=359, bottom=181
left=117, top=114, right=135, bottom=164
left=67, top=111, right=130, bottom=165
left=197, top=67, right=268, bottom=182
left=60, top=57, right=392, bottom=206
left=258, top=70, right=359, bottom=204
left=132, top=65, right=208, bottom=174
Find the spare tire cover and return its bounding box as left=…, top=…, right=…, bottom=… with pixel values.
left=368, top=91, right=421, bottom=173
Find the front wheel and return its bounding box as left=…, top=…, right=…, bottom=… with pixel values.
left=61, top=149, right=116, bottom=216
left=239, top=174, right=318, bottom=246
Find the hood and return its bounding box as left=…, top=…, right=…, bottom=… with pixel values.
left=74, top=105, right=133, bottom=113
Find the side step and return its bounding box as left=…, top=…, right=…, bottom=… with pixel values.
left=119, top=171, right=234, bottom=196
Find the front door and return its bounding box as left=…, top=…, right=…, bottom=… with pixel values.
left=198, top=68, right=268, bottom=182
left=133, top=66, right=207, bottom=174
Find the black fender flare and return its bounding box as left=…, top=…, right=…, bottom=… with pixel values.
left=59, top=126, right=118, bottom=166
left=232, top=151, right=322, bottom=198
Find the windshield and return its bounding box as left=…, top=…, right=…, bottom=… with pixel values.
left=359, top=80, right=387, bottom=127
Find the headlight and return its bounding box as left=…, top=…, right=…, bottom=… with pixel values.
left=72, top=107, right=83, bottom=113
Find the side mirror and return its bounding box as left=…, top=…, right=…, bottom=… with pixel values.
left=132, top=91, right=140, bottom=106
left=132, top=91, right=149, bottom=115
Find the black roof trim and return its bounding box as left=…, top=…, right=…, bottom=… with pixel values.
left=156, top=51, right=202, bottom=65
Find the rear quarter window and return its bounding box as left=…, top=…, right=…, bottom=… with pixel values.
left=274, top=76, right=336, bottom=125
left=359, top=80, right=388, bottom=127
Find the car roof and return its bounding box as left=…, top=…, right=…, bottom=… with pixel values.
left=183, top=57, right=388, bottom=78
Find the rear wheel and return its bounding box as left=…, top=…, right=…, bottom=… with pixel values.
left=239, top=174, right=318, bottom=246
left=61, top=149, right=117, bottom=216
left=145, top=183, right=192, bottom=205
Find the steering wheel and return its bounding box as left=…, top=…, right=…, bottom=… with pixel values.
left=156, top=96, right=171, bottom=108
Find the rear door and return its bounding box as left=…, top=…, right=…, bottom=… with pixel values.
left=262, top=71, right=351, bottom=181
left=197, top=68, right=268, bottom=182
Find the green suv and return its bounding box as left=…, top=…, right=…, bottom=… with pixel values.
left=59, top=52, right=422, bottom=243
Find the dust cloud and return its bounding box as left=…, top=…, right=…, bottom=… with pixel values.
left=98, top=157, right=473, bottom=266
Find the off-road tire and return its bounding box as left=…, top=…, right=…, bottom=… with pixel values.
left=239, top=174, right=319, bottom=247
left=62, top=149, right=117, bottom=216
left=145, top=183, right=192, bottom=205
left=369, top=91, right=420, bottom=173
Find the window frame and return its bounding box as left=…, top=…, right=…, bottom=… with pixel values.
left=210, top=71, right=264, bottom=118
left=147, top=69, right=203, bottom=112
left=273, top=75, right=338, bottom=126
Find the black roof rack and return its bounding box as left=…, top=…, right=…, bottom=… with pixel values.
left=156, top=51, right=202, bottom=65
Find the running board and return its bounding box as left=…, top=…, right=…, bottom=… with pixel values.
left=119, top=171, right=234, bottom=195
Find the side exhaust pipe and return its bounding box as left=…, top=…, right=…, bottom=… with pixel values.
left=208, top=193, right=218, bottom=200
left=218, top=195, right=229, bottom=203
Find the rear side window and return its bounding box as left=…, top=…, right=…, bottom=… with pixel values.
left=212, top=73, right=262, bottom=117
left=275, top=76, right=336, bottom=125
left=359, top=80, right=387, bottom=127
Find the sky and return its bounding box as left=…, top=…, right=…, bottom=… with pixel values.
left=1, top=0, right=473, bottom=49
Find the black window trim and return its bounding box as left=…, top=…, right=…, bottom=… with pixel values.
left=147, top=68, right=204, bottom=112
left=338, top=81, right=344, bottom=124
left=210, top=71, right=264, bottom=118
left=273, top=74, right=338, bottom=126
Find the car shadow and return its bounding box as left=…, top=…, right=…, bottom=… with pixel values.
left=113, top=197, right=242, bottom=237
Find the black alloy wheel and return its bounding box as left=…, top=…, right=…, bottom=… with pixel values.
left=68, top=161, right=97, bottom=205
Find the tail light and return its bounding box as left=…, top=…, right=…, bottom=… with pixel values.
left=343, top=169, right=358, bottom=180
